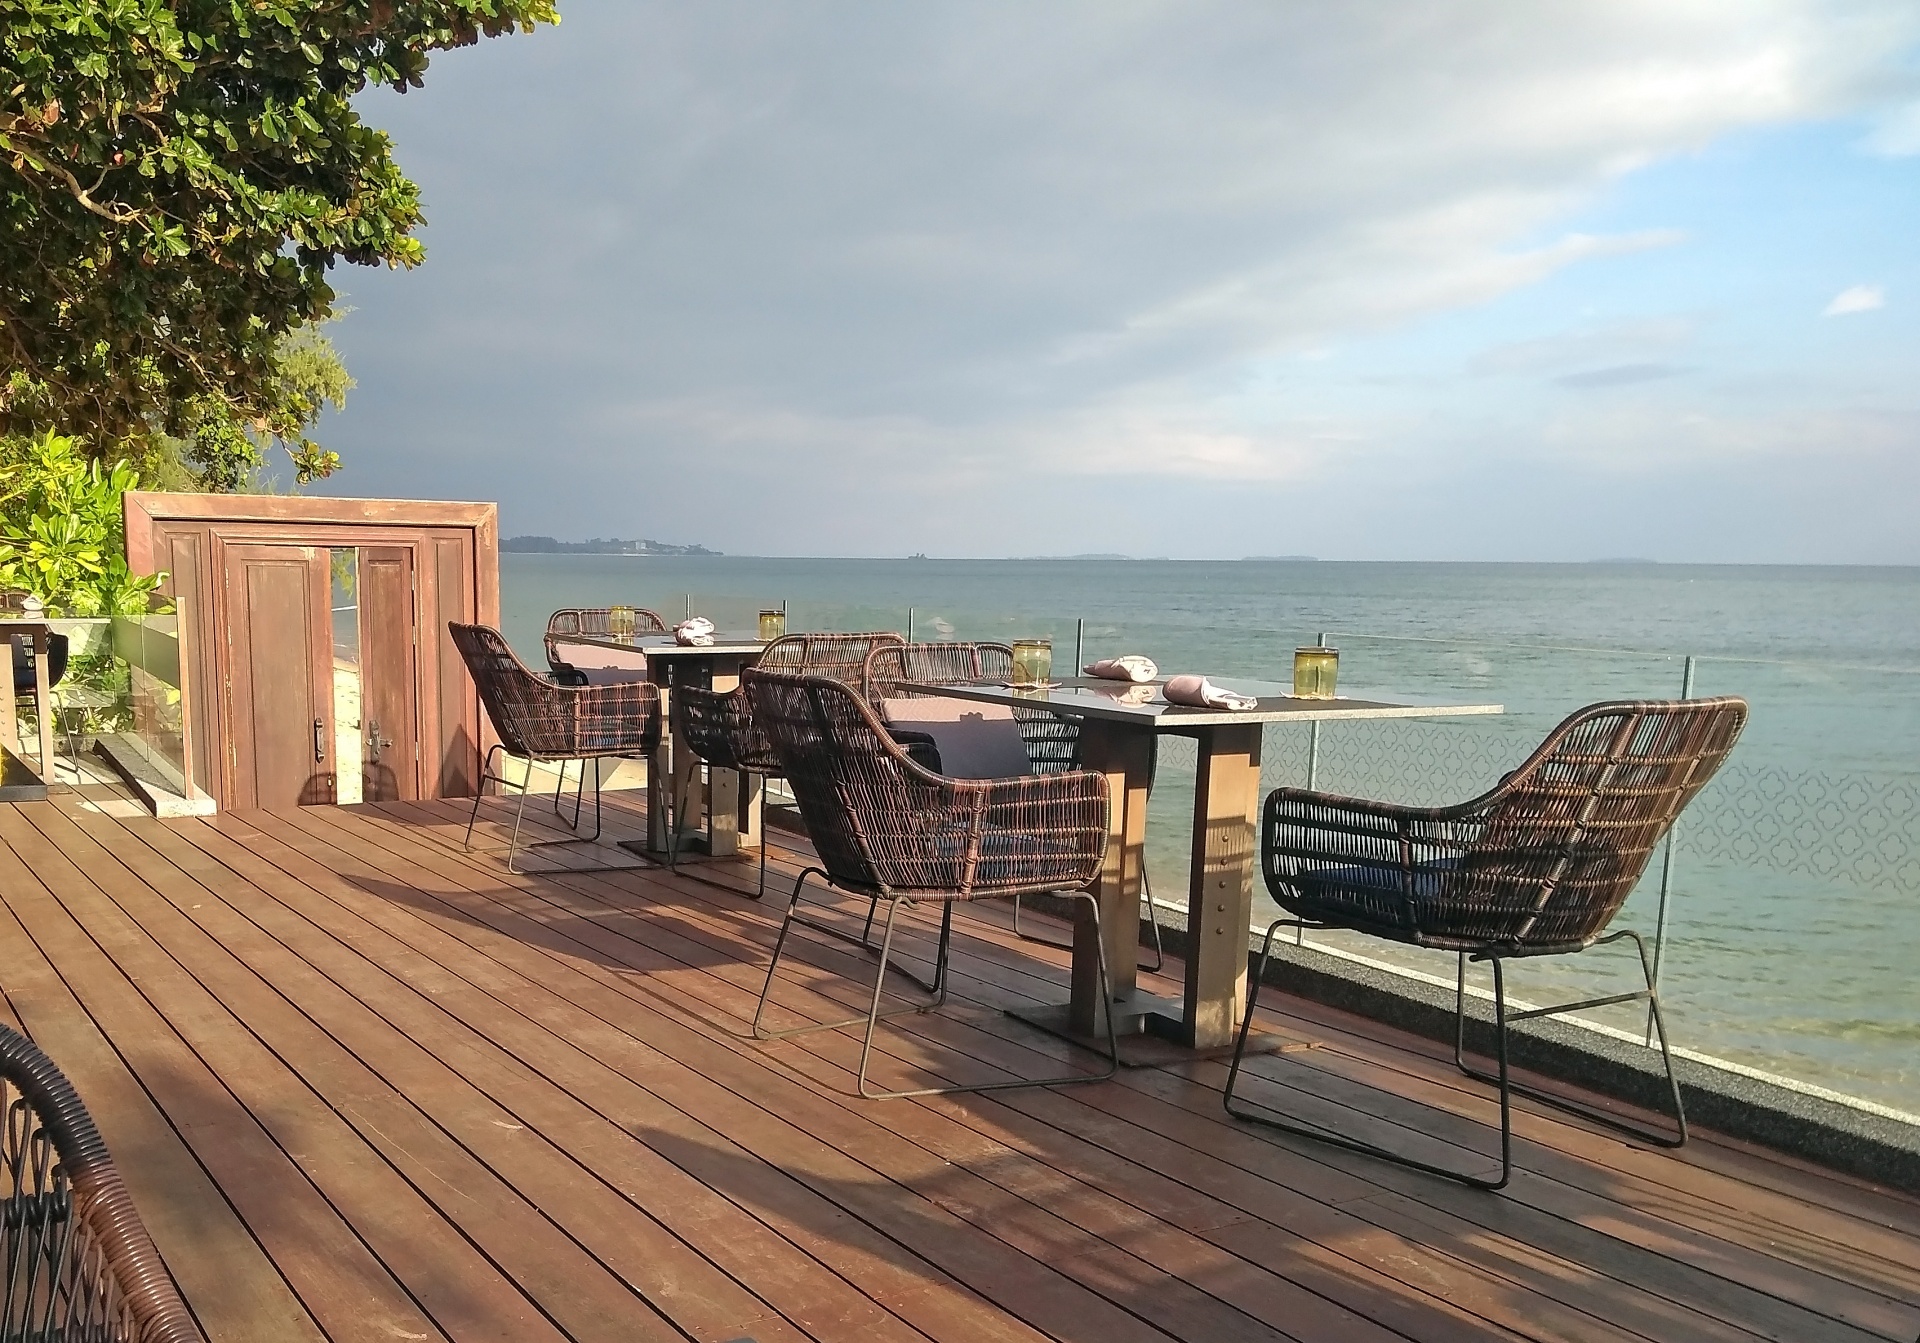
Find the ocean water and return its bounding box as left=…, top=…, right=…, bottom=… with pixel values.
left=501, top=555, right=1920, bottom=1112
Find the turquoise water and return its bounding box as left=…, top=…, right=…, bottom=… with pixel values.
left=502, top=555, right=1920, bottom=1111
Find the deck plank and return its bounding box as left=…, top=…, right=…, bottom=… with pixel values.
left=3, top=796, right=1918, bottom=1343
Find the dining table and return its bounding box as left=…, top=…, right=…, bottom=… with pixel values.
left=548, top=630, right=768, bottom=859
left=902, top=673, right=1503, bottom=1061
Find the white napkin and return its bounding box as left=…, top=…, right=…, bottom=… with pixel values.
left=1162, top=674, right=1258, bottom=711
left=674, top=616, right=716, bottom=647
left=1083, top=655, right=1158, bottom=683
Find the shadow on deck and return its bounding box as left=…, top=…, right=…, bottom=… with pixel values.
left=1, top=791, right=1916, bottom=1343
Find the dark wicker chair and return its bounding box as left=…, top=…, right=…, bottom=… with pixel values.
left=742, top=670, right=1119, bottom=1098
left=865, top=641, right=1162, bottom=969
left=1, top=1025, right=203, bottom=1343
left=544, top=607, right=667, bottom=683
left=449, top=623, right=662, bottom=873
left=1226, top=696, right=1748, bottom=1190
left=668, top=685, right=785, bottom=898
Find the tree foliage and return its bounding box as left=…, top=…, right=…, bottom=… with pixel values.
left=0, top=0, right=555, bottom=485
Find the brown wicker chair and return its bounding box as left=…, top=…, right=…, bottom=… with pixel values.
left=1226, top=696, right=1748, bottom=1190
left=756, top=630, right=904, bottom=693
left=544, top=607, right=667, bottom=683
left=1, top=1025, right=203, bottom=1343
left=864, top=641, right=1163, bottom=969
left=742, top=670, right=1119, bottom=1098
left=450, top=623, right=662, bottom=873
left=668, top=685, right=785, bottom=897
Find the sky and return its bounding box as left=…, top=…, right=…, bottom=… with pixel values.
left=314, top=1, right=1920, bottom=563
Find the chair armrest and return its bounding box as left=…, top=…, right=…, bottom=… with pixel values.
left=569, top=679, right=661, bottom=755
left=961, top=768, right=1109, bottom=895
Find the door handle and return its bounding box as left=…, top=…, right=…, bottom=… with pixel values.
left=313, top=718, right=326, bottom=763
left=367, top=718, right=394, bottom=763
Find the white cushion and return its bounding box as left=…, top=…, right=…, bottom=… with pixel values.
left=881, top=697, right=1031, bottom=780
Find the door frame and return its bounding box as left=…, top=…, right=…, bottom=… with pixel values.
left=124, top=494, right=499, bottom=810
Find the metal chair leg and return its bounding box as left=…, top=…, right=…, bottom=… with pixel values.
left=1453, top=930, right=1687, bottom=1149
left=857, top=890, right=1118, bottom=1099
left=753, top=779, right=769, bottom=900
left=753, top=871, right=951, bottom=1043
left=1015, top=885, right=1164, bottom=971
left=1225, top=919, right=1514, bottom=1190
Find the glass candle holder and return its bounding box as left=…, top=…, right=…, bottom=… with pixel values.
left=608, top=605, right=635, bottom=638
left=758, top=609, right=786, bottom=642
left=1011, top=639, right=1053, bottom=687
left=1292, top=646, right=1339, bottom=699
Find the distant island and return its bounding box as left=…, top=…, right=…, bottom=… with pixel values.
left=502, top=535, right=722, bottom=557
left=1243, top=555, right=1318, bottom=562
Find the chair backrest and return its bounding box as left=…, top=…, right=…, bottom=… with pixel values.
left=756, top=631, right=904, bottom=695
left=449, top=622, right=594, bottom=759
left=1, top=1026, right=203, bottom=1343
left=745, top=669, right=964, bottom=894
left=864, top=640, right=1080, bottom=773
left=863, top=641, right=1012, bottom=700
left=543, top=607, right=667, bottom=669
left=672, top=685, right=782, bottom=776
left=1452, top=697, right=1748, bottom=948
left=11, top=631, right=69, bottom=697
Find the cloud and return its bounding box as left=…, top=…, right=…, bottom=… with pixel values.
left=1823, top=284, right=1887, bottom=316
left=1862, top=100, right=1920, bottom=155
left=1554, top=363, right=1691, bottom=388
left=317, top=0, right=1920, bottom=558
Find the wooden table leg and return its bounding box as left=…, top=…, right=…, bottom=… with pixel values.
left=0, top=635, right=17, bottom=757
left=32, top=630, right=54, bottom=786
left=1182, top=723, right=1263, bottom=1049
left=706, top=656, right=747, bottom=858
left=1071, top=719, right=1152, bottom=1036
left=647, top=676, right=676, bottom=853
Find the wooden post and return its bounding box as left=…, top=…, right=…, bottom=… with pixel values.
left=1183, top=723, right=1264, bottom=1048
left=1071, top=718, right=1152, bottom=1035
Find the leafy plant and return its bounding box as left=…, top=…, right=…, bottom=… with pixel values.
left=0, top=0, right=554, bottom=485
left=0, top=429, right=165, bottom=616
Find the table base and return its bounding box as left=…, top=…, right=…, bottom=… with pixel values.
left=1006, top=999, right=1320, bottom=1069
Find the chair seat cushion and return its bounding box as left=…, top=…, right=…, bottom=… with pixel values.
left=881, top=697, right=1031, bottom=780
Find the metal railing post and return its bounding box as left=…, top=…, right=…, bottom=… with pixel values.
left=906, top=607, right=913, bottom=641
left=1074, top=618, right=1084, bottom=673
left=1298, top=631, right=1329, bottom=945
left=1646, top=654, right=1695, bottom=1042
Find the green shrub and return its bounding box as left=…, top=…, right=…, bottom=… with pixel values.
left=0, top=430, right=166, bottom=616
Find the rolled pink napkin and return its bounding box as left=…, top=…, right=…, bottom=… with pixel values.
left=1162, top=674, right=1258, bottom=711
left=1083, top=654, right=1158, bottom=683
left=674, top=616, right=716, bottom=646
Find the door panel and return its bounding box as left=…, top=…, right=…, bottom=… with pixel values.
left=357, top=546, right=419, bottom=802
left=222, top=544, right=334, bottom=809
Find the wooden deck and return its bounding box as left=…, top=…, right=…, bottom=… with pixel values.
left=3, top=791, right=1918, bottom=1343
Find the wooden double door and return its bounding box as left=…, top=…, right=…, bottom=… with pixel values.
left=125, top=493, right=499, bottom=814
left=221, top=543, right=420, bottom=810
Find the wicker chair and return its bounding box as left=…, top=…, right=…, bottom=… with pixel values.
left=864, top=641, right=1163, bottom=969
left=449, top=623, right=662, bottom=873
left=668, top=685, right=784, bottom=898
left=1, top=1025, right=203, bottom=1343
left=544, top=607, right=667, bottom=683
left=756, top=631, right=904, bottom=693
left=742, top=670, right=1119, bottom=1098
left=1226, top=696, right=1748, bottom=1190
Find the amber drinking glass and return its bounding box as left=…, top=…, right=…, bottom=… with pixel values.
left=758, top=609, right=786, bottom=642
left=1011, top=639, right=1053, bottom=687
left=609, top=605, right=636, bottom=638
left=1293, top=646, right=1339, bottom=699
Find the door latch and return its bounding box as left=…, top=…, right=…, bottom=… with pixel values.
left=313, top=717, right=326, bottom=763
